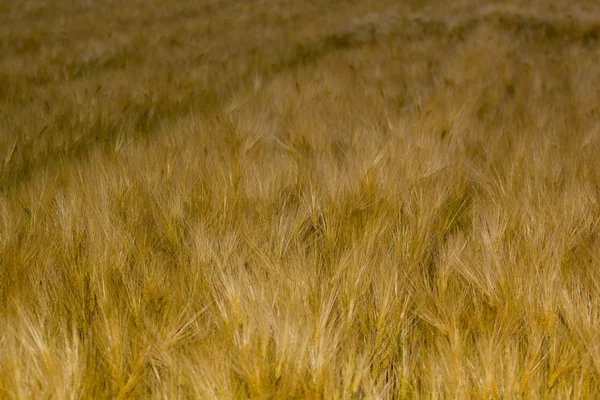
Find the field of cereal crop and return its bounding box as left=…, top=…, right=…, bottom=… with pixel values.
left=2, top=1, right=600, bottom=397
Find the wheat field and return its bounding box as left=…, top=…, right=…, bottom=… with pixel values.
left=2, top=0, right=600, bottom=398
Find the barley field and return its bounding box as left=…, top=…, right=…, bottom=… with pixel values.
left=2, top=0, right=600, bottom=398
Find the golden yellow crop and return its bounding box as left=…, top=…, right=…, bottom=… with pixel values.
left=2, top=0, right=600, bottom=398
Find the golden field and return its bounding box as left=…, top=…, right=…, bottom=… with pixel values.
left=2, top=0, right=600, bottom=398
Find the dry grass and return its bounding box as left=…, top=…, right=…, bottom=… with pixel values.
left=2, top=0, right=600, bottom=398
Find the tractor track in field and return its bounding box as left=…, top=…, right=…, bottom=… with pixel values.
left=2, top=5, right=599, bottom=193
